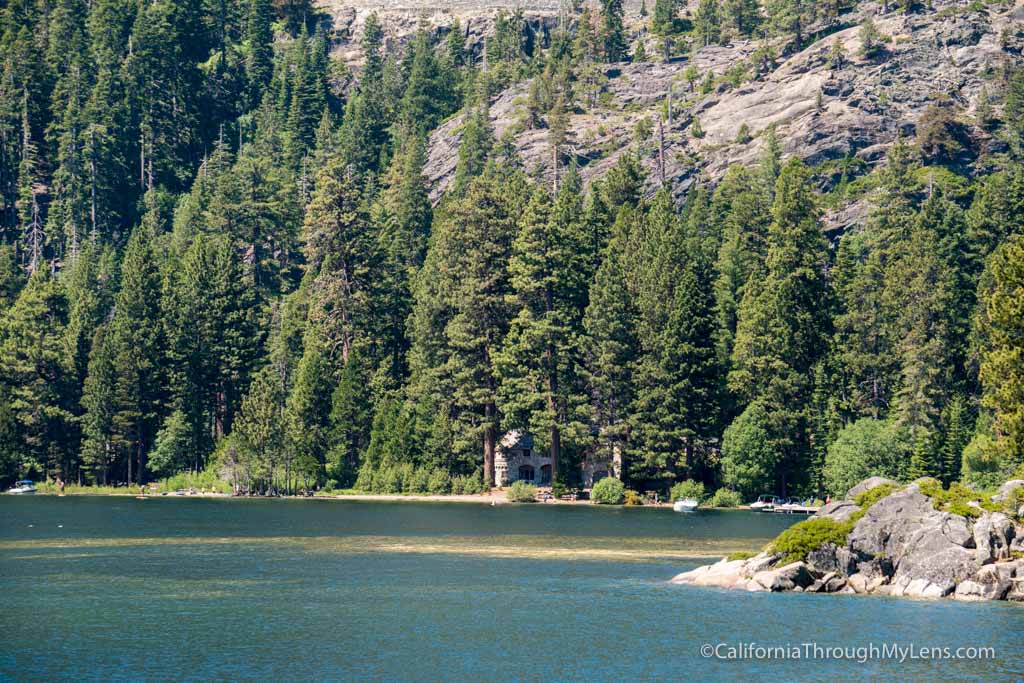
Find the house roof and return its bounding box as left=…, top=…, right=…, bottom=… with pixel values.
left=498, top=430, right=534, bottom=451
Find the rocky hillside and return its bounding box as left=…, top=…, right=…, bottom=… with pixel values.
left=317, top=1, right=1024, bottom=224
left=671, top=478, right=1024, bottom=601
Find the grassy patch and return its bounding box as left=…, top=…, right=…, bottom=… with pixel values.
left=727, top=550, right=756, bottom=562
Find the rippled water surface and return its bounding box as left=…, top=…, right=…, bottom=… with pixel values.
left=2, top=497, right=1022, bottom=681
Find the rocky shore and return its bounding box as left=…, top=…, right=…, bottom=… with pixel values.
left=671, top=477, right=1024, bottom=602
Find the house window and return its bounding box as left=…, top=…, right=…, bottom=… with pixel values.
left=539, top=464, right=551, bottom=485
left=518, top=465, right=535, bottom=482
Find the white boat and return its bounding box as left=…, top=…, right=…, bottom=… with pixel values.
left=776, top=497, right=820, bottom=514
left=673, top=498, right=699, bottom=512
left=749, top=494, right=782, bottom=511
left=7, top=480, right=37, bottom=494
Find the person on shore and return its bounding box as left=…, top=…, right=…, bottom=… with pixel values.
left=56, top=477, right=65, bottom=495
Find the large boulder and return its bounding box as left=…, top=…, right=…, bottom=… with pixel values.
left=807, top=543, right=858, bottom=575
left=814, top=500, right=860, bottom=522
left=847, top=483, right=937, bottom=559
left=973, top=512, right=1016, bottom=564
left=846, top=477, right=899, bottom=501
left=670, top=558, right=749, bottom=590
left=748, top=562, right=817, bottom=592
left=954, top=562, right=1022, bottom=601
left=891, top=536, right=978, bottom=598
left=848, top=483, right=980, bottom=597
left=992, top=480, right=1024, bottom=503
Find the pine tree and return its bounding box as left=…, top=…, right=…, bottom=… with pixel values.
left=600, top=0, right=627, bottom=63
left=712, top=165, right=770, bottom=378
left=496, top=182, right=589, bottom=484
left=233, top=364, right=286, bottom=490
left=326, top=351, right=371, bottom=486
left=724, top=0, right=761, bottom=38
left=453, top=103, right=494, bottom=193
left=580, top=211, right=641, bottom=478
left=977, top=235, right=1024, bottom=473
left=108, top=225, right=165, bottom=483
left=415, top=169, right=525, bottom=486
left=286, top=330, right=333, bottom=485
left=694, top=0, right=722, bottom=47
left=302, top=155, right=378, bottom=366
left=630, top=191, right=720, bottom=484
left=165, top=234, right=257, bottom=468
left=0, top=271, right=76, bottom=480
left=245, top=0, right=274, bottom=107
left=729, top=158, right=830, bottom=493
left=652, top=0, right=677, bottom=35
left=767, top=0, right=816, bottom=47
left=940, top=394, right=969, bottom=485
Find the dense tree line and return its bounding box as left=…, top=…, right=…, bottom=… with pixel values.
left=1, top=0, right=1022, bottom=498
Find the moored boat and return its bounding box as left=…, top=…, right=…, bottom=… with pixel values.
left=748, top=494, right=781, bottom=511
left=7, top=480, right=37, bottom=494
left=672, top=498, right=699, bottom=512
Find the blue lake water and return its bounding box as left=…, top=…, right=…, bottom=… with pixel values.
left=1, top=497, right=1022, bottom=681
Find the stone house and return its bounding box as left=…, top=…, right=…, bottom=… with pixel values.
left=495, top=430, right=621, bottom=488
left=495, top=431, right=551, bottom=487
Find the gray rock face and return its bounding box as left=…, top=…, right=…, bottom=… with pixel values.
left=749, top=562, right=816, bottom=592
left=847, top=483, right=936, bottom=559
left=848, top=483, right=980, bottom=596
left=807, top=543, right=857, bottom=576
left=814, top=500, right=860, bottom=522
left=846, top=477, right=899, bottom=501
left=406, top=1, right=1024, bottom=206
left=993, top=480, right=1024, bottom=503
left=973, top=512, right=1016, bottom=564
left=954, top=562, right=1023, bottom=602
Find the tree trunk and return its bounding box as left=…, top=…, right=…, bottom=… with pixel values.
left=483, top=403, right=496, bottom=488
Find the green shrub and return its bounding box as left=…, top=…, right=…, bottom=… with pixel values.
left=709, top=488, right=743, bottom=508
left=396, top=463, right=415, bottom=492
left=769, top=517, right=854, bottom=565
left=427, top=469, right=452, bottom=495
left=727, top=551, right=756, bottom=562
left=670, top=480, right=706, bottom=503
left=375, top=466, right=401, bottom=494
left=407, top=468, right=431, bottom=494
left=163, top=465, right=232, bottom=494
left=507, top=481, right=537, bottom=502
left=624, top=489, right=645, bottom=505
left=1005, top=487, right=1023, bottom=519
left=852, top=483, right=900, bottom=509
left=460, top=471, right=487, bottom=495
left=919, top=479, right=1000, bottom=519
left=591, top=477, right=625, bottom=504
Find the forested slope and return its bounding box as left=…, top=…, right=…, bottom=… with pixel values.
left=0, top=0, right=1022, bottom=498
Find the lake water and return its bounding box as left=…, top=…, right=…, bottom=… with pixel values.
left=2, top=497, right=1022, bottom=681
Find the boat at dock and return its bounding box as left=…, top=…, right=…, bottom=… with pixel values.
left=749, top=494, right=782, bottom=511
left=774, top=497, right=820, bottom=514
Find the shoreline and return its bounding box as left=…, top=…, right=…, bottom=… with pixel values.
left=8, top=489, right=758, bottom=510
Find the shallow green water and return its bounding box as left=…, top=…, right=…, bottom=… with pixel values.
left=1, top=497, right=1022, bottom=681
